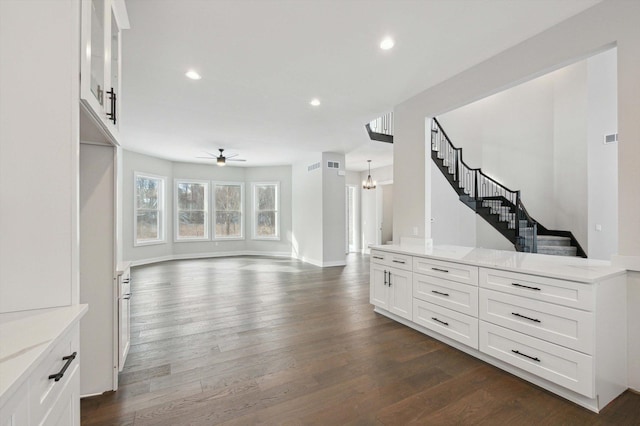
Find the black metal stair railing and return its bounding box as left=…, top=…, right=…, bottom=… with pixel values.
left=365, top=112, right=394, bottom=143
left=431, top=117, right=538, bottom=253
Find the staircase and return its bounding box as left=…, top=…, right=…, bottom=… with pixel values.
left=431, top=117, right=586, bottom=257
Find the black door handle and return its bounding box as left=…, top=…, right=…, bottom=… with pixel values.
left=48, top=352, right=77, bottom=382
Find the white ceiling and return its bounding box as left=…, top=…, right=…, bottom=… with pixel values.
left=120, top=0, right=600, bottom=172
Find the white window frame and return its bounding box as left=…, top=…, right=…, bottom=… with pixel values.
left=252, top=181, right=280, bottom=240
left=174, top=179, right=210, bottom=242
left=212, top=181, right=245, bottom=240
left=134, top=172, right=166, bottom=246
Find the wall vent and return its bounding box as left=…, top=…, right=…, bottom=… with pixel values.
left=604, top=133, right=618, bottom=144
left=327, top=161, right=340, bottom=169
left=307, top=162, right=321, bottom=172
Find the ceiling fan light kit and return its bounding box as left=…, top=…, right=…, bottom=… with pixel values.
left=197, top=148, right=247, bottom=166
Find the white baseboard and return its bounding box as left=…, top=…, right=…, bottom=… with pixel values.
left=131, top=251, right=317, bottom=267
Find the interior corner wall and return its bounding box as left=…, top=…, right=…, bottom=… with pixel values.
left=322, top=152, right=346, bottom=266
left=587, top=48, right=618, bottom=261
left=291, top=155, right=323, bottom=265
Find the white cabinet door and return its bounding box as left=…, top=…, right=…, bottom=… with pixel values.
left=118, top=270, right=131, bottom=371
left=388, top=267, right=412, bottom=320
left=370, top=263, right=389, bottom=310
left=80, top=0, right=129, bottom=142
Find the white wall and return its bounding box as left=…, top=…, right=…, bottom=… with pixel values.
left=392, top=0, right=640, bottom=389
left=123, top=150, right=293, bottom=263
left=381, top=184, right=393, bottom=244
left=552, top=61, right=588, bottom=248
left=292, top=154, right=323, bottom=265
left=360, top=165, right=393, bottom=251
left=587, top=49, right=618, bottom=261
left=322, top=152, right=346, bottom=266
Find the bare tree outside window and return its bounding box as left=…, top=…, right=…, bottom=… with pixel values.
left=177, top=181, right=208, bottom=239
left=254, top=183, right=278, bottom=238
left=135, top=174, right=164, bottom=244
left=214, top=184, right=243, bottom=238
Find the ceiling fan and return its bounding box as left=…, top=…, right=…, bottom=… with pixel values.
left=197, top=148, right=246, bottom=166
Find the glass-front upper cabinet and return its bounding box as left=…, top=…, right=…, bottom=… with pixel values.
left=81, top=0, right=129, bottom=143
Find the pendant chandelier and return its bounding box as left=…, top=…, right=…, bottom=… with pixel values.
left=362, top=160, right=376, bottom=190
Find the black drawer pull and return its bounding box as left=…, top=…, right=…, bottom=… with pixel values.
left=392, top=259, right=406, bottom=264
left=384, top=270, right=388, bottom=286
left=431, top=290, right=450, bottom=297
left=431, top=317, right=449, bottom=326
left=432, top=267, right=449, bottom=273
left=123, top=278, right=130, bottom=283
left=511, top=349, right=540, bottom=362
left=123, top=293, right=132, bottom=300
left=48, top=352, right=77, bottom=382
left=388, top=271, right=392, bottom=287
left=511, top=312, right=541, bottom=323
left=372, top=256, right=384, bottom=260
left=511, top=283, right=541, bottom=291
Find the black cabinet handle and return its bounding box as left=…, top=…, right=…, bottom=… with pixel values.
left=123, top=293, right=132, bottom=300
left=384, top=271, right=388, bottom=286
left=372, top=256, right=384, bottom=260
left=431, top=317, right=449, bottom=326
left=48, top=352, right=77, bottom=382
left=392, top=259, right=406, bottom=264
left=106, top=87, right=117, bottom=125
left=431, top=290, right=450, bottom=297
left=432, top=267, right=449, bottom=273
left=388, top=271, right=392, bottom=287
left=123, top=278, right=130, bottom=283
left=511, top=283, right=541, bottom=291
left=511, top=349, right=540, bottom=362
left=511, top=312, right=541, bottom=323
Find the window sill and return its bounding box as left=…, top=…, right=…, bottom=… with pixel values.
left=134, top=239, right=166, bottom=247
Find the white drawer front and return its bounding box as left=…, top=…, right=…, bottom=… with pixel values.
left=413, top=273, right=478, bottom=317
left=413, top=299, right=478, bottom=349
left=413, top=257, right=478, bottom=286
left=29, top=325, right=80, bottom=425
left=479, top=289, right=593, bottom=354
left=480, top=322, right=593, bottom=397
left=370, top=250, right=412, bottom=271
left=480, top=268, right=593, bottom=310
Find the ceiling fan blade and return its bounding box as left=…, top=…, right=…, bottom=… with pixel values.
left=227, top=158, right=246, bottom=162
left=196, top=156, right=216, bottom=159
left=225, top=153, right=240, bottom=159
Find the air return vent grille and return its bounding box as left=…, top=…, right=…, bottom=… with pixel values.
left=308, top=162, right=321, bottom=172
left=604, top=133, right=618, bottom=144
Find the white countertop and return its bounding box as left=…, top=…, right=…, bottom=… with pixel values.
left=371, top=244, right=626, bottom=283
left=0, top=304, right=88, bottom=407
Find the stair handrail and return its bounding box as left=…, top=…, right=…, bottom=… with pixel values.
left=432, top=117, right=539, bottom=253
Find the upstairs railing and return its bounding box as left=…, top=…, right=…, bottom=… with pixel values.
left=365, top=112, right=394, bottom=143
left=431, top=117, right=538, bottom=253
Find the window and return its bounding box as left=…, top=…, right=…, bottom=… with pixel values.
left=175, top=179, right=209, bottom=241
left=253, top=182, right=279, bottom=239
left=134, top=173, right=165, bottom=245
left=213, top=183, right=244, bottom=239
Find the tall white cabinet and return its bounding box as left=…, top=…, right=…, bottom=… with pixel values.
left=0, top=0, right=80, bottom=313
left=0, top=0, right=86, bottom=421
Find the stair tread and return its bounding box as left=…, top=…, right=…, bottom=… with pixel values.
left=538, top=235, right=571, bottom=241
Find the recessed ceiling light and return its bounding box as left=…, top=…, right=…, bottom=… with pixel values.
left=185, top=70, right=201, bottom=80
left=310, top=98, right=321, bottom=106
left=380, top=37, right=395, bottom=50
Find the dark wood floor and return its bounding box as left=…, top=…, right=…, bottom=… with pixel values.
left=81, top=254, right=640, bottom=425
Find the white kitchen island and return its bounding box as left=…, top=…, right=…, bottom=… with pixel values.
left=370, top=244, right=627, bottom=412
